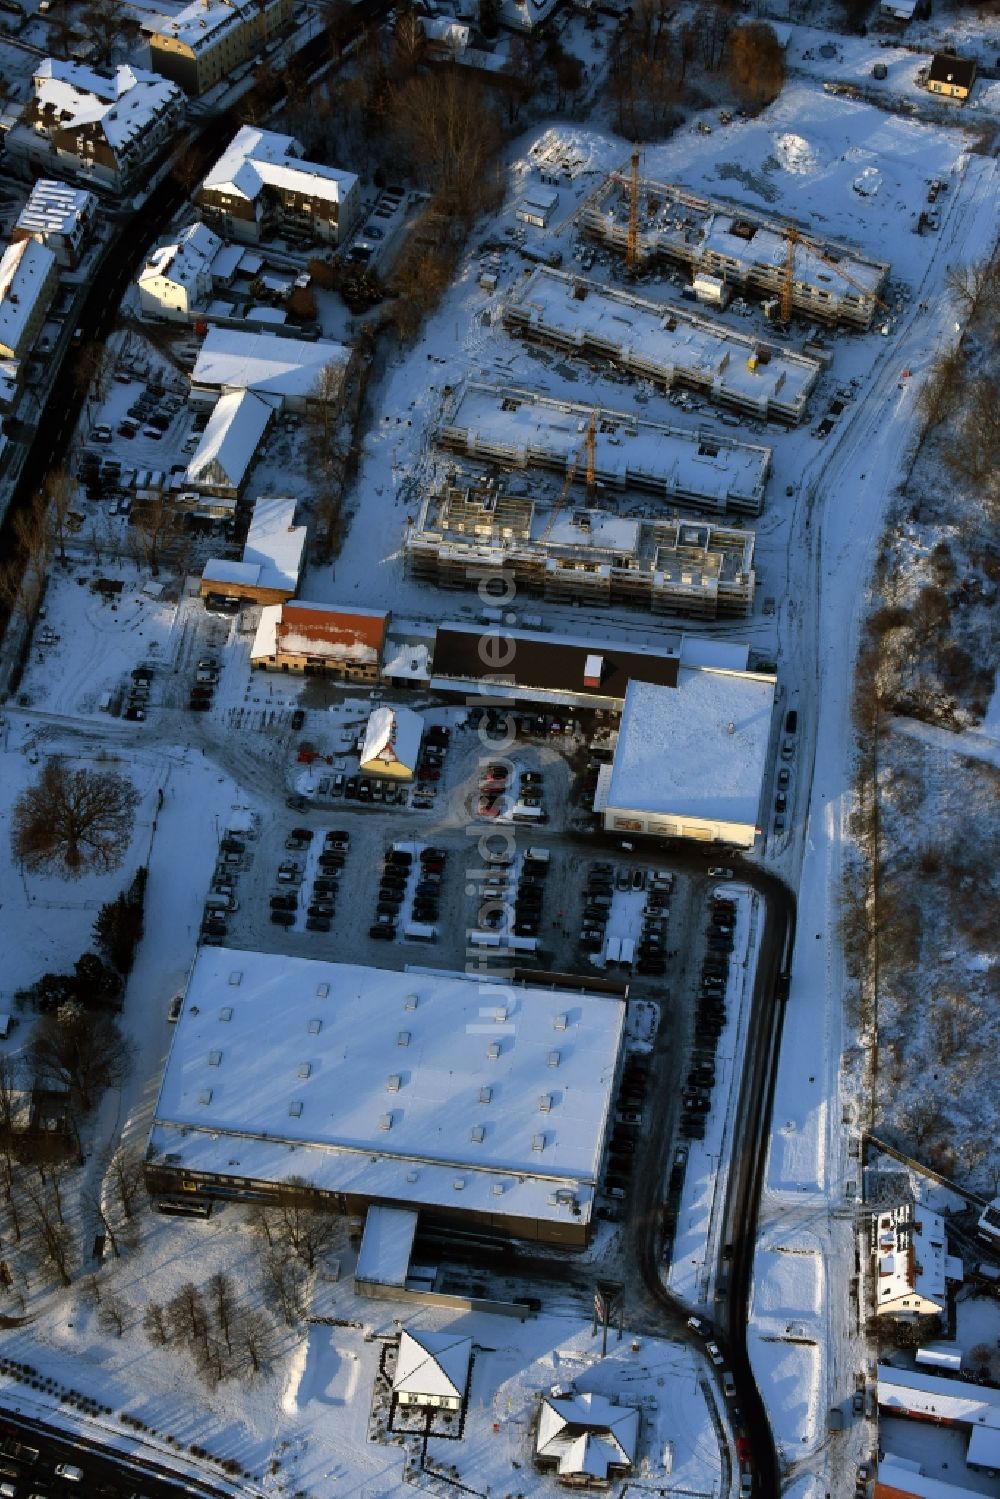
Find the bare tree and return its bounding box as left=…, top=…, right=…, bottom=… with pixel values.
left=24, top=1175, right=74, bottom=1287
left=0, top=1058, right=24, bottom=1245
left=168, top=1281, right=209, bottom=1345
left=142, top=1301, right=169, bottom=1346
left=238, top=1307, right=273, bottom=1377
left=31, top=1008, right=132, bottom=1114
left=74, top=340, right=113, bottom=414
left=108, top=1146, right=145, bottom=1221
left=0, top=492, right=51, bottom=624
left=125, top=493, right=177, bottom=578
left=45, top=469, right=79, bottom=569
left=98, top=1298, right=127, bottom=1337
left=274, top=1177, right=339, bottom=1270
left=262, top=1247, right=308, bottom=1326
left=389, top=69, right=503, bottom=225
left=724, top=20, right=785, bottom=105
left=208, top=1271, right=236, bottom=1354
left=12, top=760, right=140, bottom=879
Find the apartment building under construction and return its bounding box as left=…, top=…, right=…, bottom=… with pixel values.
left=580, top=175, right=889, bottom=330
left=406, top=477, right=755, bottom=620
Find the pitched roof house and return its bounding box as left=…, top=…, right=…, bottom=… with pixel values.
left=185, top=389, right=271, bottom=496
left=873, top=1203, right=964, bottom=1318
left=536, top=1392, right=639, bottom=1485
left=251, top=603, right=388, bottom=678
left=195, top=126, right=359, bottom=246
left=392, top=1329, right=472, bottom=1411
left=927, top=53, right=976, bottom=100
left=359, top=705, right=423, bottom=780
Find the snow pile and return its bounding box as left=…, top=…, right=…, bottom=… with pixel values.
left=772, top=132, right=822, bottom=175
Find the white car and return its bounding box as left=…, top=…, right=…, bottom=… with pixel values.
left=708, top=867, right=734, bottom=879
left=705, top=1341, right=725, bottom=1367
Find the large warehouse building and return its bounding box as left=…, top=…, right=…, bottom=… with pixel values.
left=145, top=951, right=627, bottom=1247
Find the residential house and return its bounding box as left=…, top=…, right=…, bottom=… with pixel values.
left=535, top=1391, right=639, bottom=1486
left=137, top=221, right=224, bottom=322
left=142, top=0, right=294, bottom=96
left=195, top=126, right=360, bottom=247
left=8, top=60, right=184, bottom=194
left=200, top=495, right=305, bottom=605
left=12, top=179, right=97, bottom=267
left=926, top=53, right=976, bottom=100
left=190, top=326, right=349, bottom=413
left=872, top=1203, right=964, bottom=1319
left=186, top=389, right=272, bottom=498
left=0, top=238, right=60, bottom=361
left=251, top=602, right=388, bottom=678
left=358, top=705, right=423, bottom=781
left=392, top=1329, right=472, bottom=1413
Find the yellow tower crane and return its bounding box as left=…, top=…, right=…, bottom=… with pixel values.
left=626, top=145, right=641, bottom=273
left=541, top=410, right=599, bottom=543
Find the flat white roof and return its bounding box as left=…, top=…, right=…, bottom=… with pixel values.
left=607, top=669, right=775, bottom=830
left=243, top=496, right=305, bottom=593
left=508, top=269, right=819, bottom=417
left=0, top=239, right=56, bottom=356
left=192, top=327, right=349, bottom=402
left=354, top=1205, right=418, bottom=1287
left=15, top=178, right=95, bottom=238
left=877, top=1366, right=1000, bottom=1428
left=147, top=950, right=626, bottom=1230
left=439, top=383, right=771, bottom=513
left=878, top=1456, right=987, bottom=1499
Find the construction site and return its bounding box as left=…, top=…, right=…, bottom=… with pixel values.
left=405, top=467, right=756, bottom=619
left=503, top=268, right=821, bottom=424
left=579, top=158, right=890, bottom=330
left=435, top=382, right=772, bottom=517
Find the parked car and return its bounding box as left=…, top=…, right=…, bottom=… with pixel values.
left=270, top=909, right=295, bottom=926
left=291, top=708, right=305, bottom=730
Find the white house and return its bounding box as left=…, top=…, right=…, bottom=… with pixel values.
left=195, top=126, right=360, bottom=247
left=536, top=1391, right=639, bottom=1485
left=516, top=185, right=559, bottom=228
left=185, top=389, right=271, bottom=497
left=598, top=669, right=776, bottom=849
left=12, top=179, right=97, bottom=267
left=392, top=1329, right=472, bottom=1412
left=359, top=705, right=423, bottom=781
left=0, top=238, right=60, bottom=362
left=872, top=1203, right=963, bottom=1319
left=138, top=222, right=223, bottom=322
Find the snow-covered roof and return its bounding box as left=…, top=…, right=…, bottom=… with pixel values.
left=381, top=632, right=433, bottom=682
left=139, top=221, right=222, bottom=296
left=354, top=1205, right=418, bottom=1288
left=147, top=950, right=626, bottom=1231
left=186, top=389, right=271, bottom=491
left=606, top=669, right=775, bottom=831
left=31, top=59, right=181, bottom=154
left=192, top=327, right=349, bottom=402
left=873, top=1203, right=962, bottom=1313
left=877, top=1455, right=990, bottom=1499
left=537, top=1393, right=639, bottom=1478
left=243, top=496, right=305, bottom=592
left=423, top=16, right=470, bottom=48
left=880, top=0, right=917, bottom=16
left=877, top=1366, right=1000, bottom=1428
left=0, top=239, right=57, bottom=358
left=200, top=126, right=358, bottom=210
left=394, top=1329, right=472, bottom=1402
left=507, top=269, right=820, bottom=418
left=144, top=0, right=282, bottom=52
left=359, top=704, right=423, bottom=774
left=15, top=178, right=96, bottom=238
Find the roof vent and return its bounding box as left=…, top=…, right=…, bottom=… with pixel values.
left=198, top=1088, right=213, bottom=1106
left=316, top=982, right=330, bottom=998
left=404, top=993, right=419, bottom=1011
left=487, top=1041, right=501, bottom=1061
left=397, top=1030, right=410, bottom=1047
left=539, top=1093, right=552, bottom=1112
left=208, top=1050, right=222, bottom=1067
left=406, top=1169, right=418, bottom=1183
left=727, top=721, right=735, bottom=735
left=547, top=1050, right=561, bottom=1068
left=453, top=1177, right=465, bottom=1191
left=479, top=1085, right=492, bottom=1104
left=297, top=1063, right=311, bottom=1079
left=218, top=1006, right=233, bottom=1022
left=228, top=970, right=242, bottom=986
left=492, top=1182, right=505, bottom=1196
left=386, top=1074, right=401, bottom=1093
left=469, top=1125, right=485, bottom=1143
left=531, top=1133, right=546, bottom=1152
left=307, top=1018, right=321, bottom=1035
left=553, top=1013, right=567, bottom=1031
left=378, top=1112, right=393, bottom=1132
left=494, top=1005, right=508, bottom=1023
left=288, top=1100, right=303, bottom=1117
